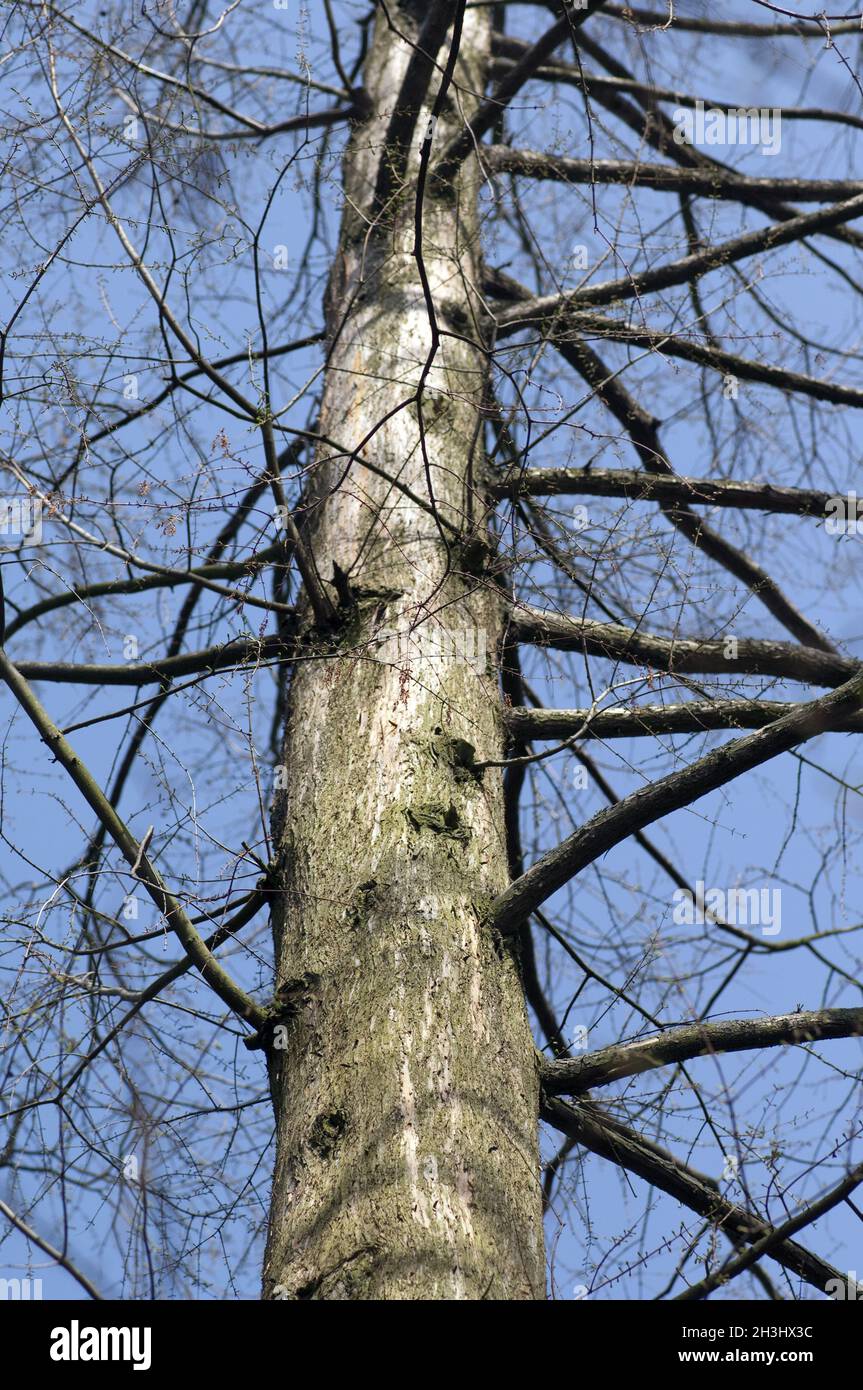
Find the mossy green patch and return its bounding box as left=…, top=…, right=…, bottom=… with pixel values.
left=405, top=801, right=470, bottom=842
left=426, top=728, right=482, bottom=785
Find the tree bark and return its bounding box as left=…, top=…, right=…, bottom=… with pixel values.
left=262, top=4, right=545, bottom=1301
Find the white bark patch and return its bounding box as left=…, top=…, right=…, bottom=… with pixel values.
left=427, top=1018, right=454, bottom=1102
left=462, top=915, right=490, bottom=1043
left=400, top=1039, right=430, bottom=1229
left=423, top=1151, right=475, bottom=1254
left=454, top=1160, right=476, bottom=1232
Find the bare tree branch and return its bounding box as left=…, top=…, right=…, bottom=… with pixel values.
left=492, top=664, right=863, bottom=935
left=490, top=467, right=839, bottom=517
left=0, top=650, right=268, bottom=1031
left=506, top=700, right=863, bottom=740
left=543, top=1008, right=863, bottom=1093
left=510, top=606, right=857, bottom=686
left=541, top=1096, right=856, bottom=1297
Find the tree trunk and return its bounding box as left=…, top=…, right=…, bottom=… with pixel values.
left=262, top=4, right=545, bottom=1300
